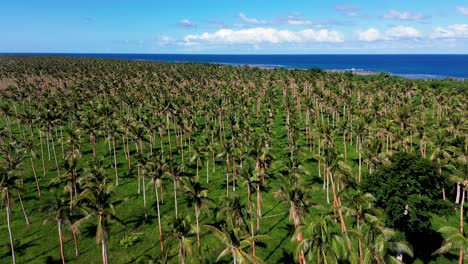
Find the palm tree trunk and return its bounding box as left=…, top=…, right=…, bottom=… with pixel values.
left=206, top=159, right=209, bottom=183
left=195, top=206, right=202, bottom=264
left=101, top=236, right=108, bottom=264
left=31, top=157, right=41, bottom=196
left=113, top=137, right=118, bottom=186
left=46, top=129, right=51, bottom=160
left=39, top=131, right=46, bottom=177
left=58, top=219, right=66, bottom=264
left=17, top=191, right=30, bottom=225
left=154, top=183, right=164, bottom=253
left=51, top=131, right=61, bottom=177
left=256, top=184, right=262, bottom=231
left=143, top=174, right=147, bottom=220
left=72, top=228, right=79, bottom=256
left=6, top=192, right=17, bottom=264
left=358, top=137, right=362, bottom=182
left=460, top=187, right=465, bottom=264
left=173, top=178, right=178, bottom=218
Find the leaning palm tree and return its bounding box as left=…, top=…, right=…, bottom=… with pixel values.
left=205, top=224, right=268, bottom=264
left=78, top=159, right=123, bottom=264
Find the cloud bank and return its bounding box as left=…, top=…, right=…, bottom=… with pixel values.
left=183, top=27, right=344, bottom=45
left=431, top=24, right=468, bottom=38
left=359, top=26, right=421, bottom=41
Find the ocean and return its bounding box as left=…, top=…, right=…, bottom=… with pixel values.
left=3, top=54, right=468, bottom=80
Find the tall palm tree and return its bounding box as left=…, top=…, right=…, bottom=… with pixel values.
left=42, top=194, right=74, bottom=264
left=78, top=159, right=123, bottom=264
left=297, top=214, right=347, bottom=264
left=182, top=177, right=210, bottom=264
left=0, top=141, right=29, bottom=264
left=144, top=152, right=169, bottom=254
left=168, top=216, right=194, bottom=264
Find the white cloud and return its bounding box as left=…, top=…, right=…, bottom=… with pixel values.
left=358, top=28, right=382, bottom=42
left=359, top=26, right=421, bottom=41
left=386, top=26, right=421, bottom=38
left=456, top=6, right=468, bottom=16
left=431, top=24, right=468, bottom=39
left=383, top=10, right=427, bottom=20
left=178, top=19, right=197, bottom=28
left=183, top=27, right=344, bottom=45
left=237, top=13, right=269, bottom=25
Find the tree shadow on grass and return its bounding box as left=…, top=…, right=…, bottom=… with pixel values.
left=264, top=222, right=294, bottom=262
left=82, top=224, right=97, bottom=239
left=126, top=213, right=157, bottom=228
left=43, top=256, right=63, bottom=264
left=15, top=239, right=37, bottom=256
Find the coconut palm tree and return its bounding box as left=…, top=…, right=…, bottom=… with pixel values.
left=42, top=194, right=75, bottom=264
left=168, top=216, right=194, bottom=264
left=144, top=152, right=169, bottom=254
left=297, top=214, right=347, bottom=264
left=205, top=224, right=268, bottom=264
left=78, top=159, right=124, bottom=264
left=182, top=177, right=210, bottom=264
left=434, top=225, right=468, bottom=264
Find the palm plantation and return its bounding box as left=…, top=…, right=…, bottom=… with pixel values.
left=0, top=56, right=466, bottom=263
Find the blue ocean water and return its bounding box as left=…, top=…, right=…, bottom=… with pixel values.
left=4, top=54, right=468, bottom=79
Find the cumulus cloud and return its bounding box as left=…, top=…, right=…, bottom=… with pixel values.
left=359, top=26, right=421, bottom=41
left=456, top=7, right=468, bottom=16
left=183, top=27, right=344, bottom=46
left=383, top=10, right=428, bottom=20
left=358, top=28, right=382, bottom=42
left=178, top=19, right=197, bottom=28
left=431, top=24, right=468, bottom=39
left=237, top=13, right=269, bottom=25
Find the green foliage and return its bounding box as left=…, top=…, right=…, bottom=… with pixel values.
left=361, top=152, right=451, bottom=233
left=119, top=234, right=140, bottom=248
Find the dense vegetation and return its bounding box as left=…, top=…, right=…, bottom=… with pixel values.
left=0, top=56, right=467, bottom=264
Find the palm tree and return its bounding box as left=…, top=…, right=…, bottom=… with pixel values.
left=0, top=159, right=21, bottom=264
left=342, top=190, right=381, bottom=263
left=274, top=174, right=311, bottom=264
left=297, top=214, right=347, bottom=264
left=78, top=159, right=123, bottom=264
left=182, top=177, right=210, bottom=264
left=42, top=194, right=74, bottom=264
left=434, top=225, right=468, bottom=264
left=144, top=152, right=169, bottom=254
left=168, top=216, right=194, bottom=264
left=205, top=224, right=268, bottom=264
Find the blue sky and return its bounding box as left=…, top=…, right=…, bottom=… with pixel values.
left=1, top=0, right=468, bottom=53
